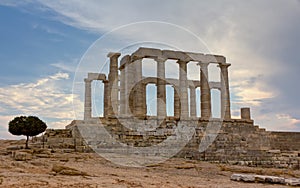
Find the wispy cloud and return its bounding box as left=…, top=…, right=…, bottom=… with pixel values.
left=1, top=0, right=299, bottom=133
left=0, top=72, right=83, bottom=138
left=51, top=59, right=78, bottom=72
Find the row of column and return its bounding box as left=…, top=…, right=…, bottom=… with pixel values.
left=84, top=55, right=231, bottom=120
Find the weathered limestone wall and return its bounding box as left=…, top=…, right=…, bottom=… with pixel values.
left=269, top=132, right=300, bottom=151
left=41, top=120, right=300, bottom=168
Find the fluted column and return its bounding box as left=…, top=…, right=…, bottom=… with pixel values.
left=119, top=67, right=126, bottom=115
left=198, top=62, right=211, bottom=119
left=219, top=63, right=231, bottom=119
left=173, top=86, right=180, bottom=119
left=134, top=59, right=144, bottom=117
left=156, top=58, right=166, bottom=118
left=142, top=83, right=147, bottom=116
left=127, top=62, right=135, bottom=116
left=84, top=79, right=92, bottom=120
left=190, top=86, right=197, bottom=118
left=178, top=60, right=189, bottom=119
left=107, top=52, right=121, bottom=116
left=103, top=80, right=109, bottom=117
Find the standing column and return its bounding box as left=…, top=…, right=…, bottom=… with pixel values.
left=198, top=62, right=211, bottom=119
left=84, top=79, right=92, bottom=120
left=142, top=83, right=147, bottom=116
left=219, top=63, right=231, bottom=119
left=190, top=86, right=197, bottom=118
left=126, top=62, right=135, bottom=116
left=134, top=58, right=144, bottom=117
left=178, top=60, right=189, bottom=119
left=107, top=52, right=121, bottom=116
left=119, top=67, right=126, bottom=115
left=173, top=85, right=180, bottom=119
left=156, top=58, right=166, bottom=118
left=103, top=80, right=109, bottom=118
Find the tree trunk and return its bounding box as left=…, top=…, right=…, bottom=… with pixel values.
left=25, top=135, right=29, bottom=149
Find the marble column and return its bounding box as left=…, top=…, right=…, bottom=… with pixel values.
left=119, top=67, right=126, bottom=115
left=219, top=63, right=231, bottom=119
left=84, top=79, right=92, bottom=120
left=142, top=83, right=147, bottom=116
left=178, top=60, right=189, bottom=119
left=189, top=86, right=197, bottom=118
left=198, top=62, right=211, bottom=119
left=173, top=85, right=180, bottom=119
left=156, top=58, right=166, bottom=118
left=103, top=80, right=109, bottom=118
left=107, top=52, right=121, bottom=116
left=241, top=107, right=251, bottom=120
left=134, top=58, right=144, bottom=117
left=126, top=62, right=135, bottom=116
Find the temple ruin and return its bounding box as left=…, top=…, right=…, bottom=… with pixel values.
left=83, top=47, right=244, bottom=121
left=42, top=47, right=300, bottom=168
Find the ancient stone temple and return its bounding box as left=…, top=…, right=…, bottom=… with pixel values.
left=83, top=47, right=236, bottom=121
left=44, top=47, right=300, bottom=168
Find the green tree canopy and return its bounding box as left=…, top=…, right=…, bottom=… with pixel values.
left=8, top=116, right=47, bottom=148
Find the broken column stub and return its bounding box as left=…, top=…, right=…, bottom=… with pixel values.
left=241, top=107, right=251, bottom=120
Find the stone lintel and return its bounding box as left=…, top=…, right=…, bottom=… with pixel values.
left=131, top=47, right=162, bottom=60
left=163, top=50, right=191, bottom=62
left=209, top=82, right=221, bottom=89
left=87, top=73, right=106, bottom=81
left=130, top=47, right=226, bottom=63
left=107, top=52, right=121, bottom=58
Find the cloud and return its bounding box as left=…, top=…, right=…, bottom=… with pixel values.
left=51, top=59, right=78, bottom=72
left=1, top=0, right=300, bottom=133
left=0, top=72, right=83, bottom=138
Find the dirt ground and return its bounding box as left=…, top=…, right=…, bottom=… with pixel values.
left=0, top=140, right=299, bottom=188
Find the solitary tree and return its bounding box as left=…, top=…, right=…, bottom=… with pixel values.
left=8, top=116, right=47, bottom=149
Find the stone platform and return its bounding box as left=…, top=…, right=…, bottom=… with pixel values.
left=39, top=118, right=300, bottom=168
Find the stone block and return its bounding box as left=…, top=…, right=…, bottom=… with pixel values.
left=12, top=151, right=32, bottom=161
left=285, top=178, right=300, bottom=186
left=131, top=47, right=162, bottom=59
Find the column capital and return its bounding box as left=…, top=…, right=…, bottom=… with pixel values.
left=154, top=57, right=167, bottom=63
left=197, top=62, right=209, bottom=68
left=107, top=52, right=121, bottom=58
left=84, top=78, right=92, bottom=83
left=218, top=63, right=231, bottom=69
left=189, top=85, right=196, bottom=89
left=176, top=60, right=189, bottom=65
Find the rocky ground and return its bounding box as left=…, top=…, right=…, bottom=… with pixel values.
left=0, top=140, right=299, bottom=187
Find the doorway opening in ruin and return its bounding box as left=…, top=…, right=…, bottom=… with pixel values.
left=142, top=58, right=156, bottom=78
left=166, top=85, right=174, bottom=116
left=92, top=80, right=105, bottom=117
left=208, top=63, right=220, bottom=82
left=211, top=89, right=221, bottom=118
left=196, top=87, right=201, bottom=117
left=146, top=84, right=157, bottom=116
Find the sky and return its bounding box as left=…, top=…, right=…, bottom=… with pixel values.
left=0, top=0, right=300, bottom=139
